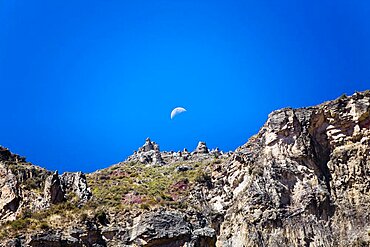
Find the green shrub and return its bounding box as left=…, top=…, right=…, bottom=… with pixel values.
left=9, top=218, right=30, bottom=230
left=39, top=222, right=49, bottom=230
left=140, top=203, right=150, bottom=210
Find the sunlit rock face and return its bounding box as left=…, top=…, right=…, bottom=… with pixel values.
left=194, top=142, right=209, bottom=154
left=127, top=137, right=165, bottom=165
left=0, top=91, right=369, bottom=246
left=0, top=149, right=91, bottom=225
left=0, top=165, right=20, bottom=222
left=127, top=138, right=230, bottom=165
left=214, top=91, right=370, bottom=247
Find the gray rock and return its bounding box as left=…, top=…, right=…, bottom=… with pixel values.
left=129, top=211, right=191, bottom=245
left=191, top=227, right=216, bottom=247
left=139, top=137, right=160, bottom=152
left=127, top=138, right=164, bottom=165
left=44, top=171, right=65, bottom=204
left=176, top=165, right=193, bottom=172
left=4, top=238, right=22, bottom=247
left=215, top=91, right=370, bottom=247
left=194, top=142, right=209, bottom=154
left=60, top=172, right=92, bottom=202
left=0, top=164, right=20, bottom=222
left=28, top=232, right=81, bottom=247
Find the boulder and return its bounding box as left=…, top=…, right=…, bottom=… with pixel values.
left=176, top=165, right=193, bottom=172
left=129, top=211, right=191, bottom=246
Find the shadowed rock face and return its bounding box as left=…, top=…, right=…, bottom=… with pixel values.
left=1, top=91, right=370, bottom=247
left=43, top=171, right=92, bottom=205
left=44, top=171, right=65, bottom=205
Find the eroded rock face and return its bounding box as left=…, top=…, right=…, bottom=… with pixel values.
left=194, top=142, right=209, bottom=154
left=0, top=164, right=20, bottom=222
left=61, top=172, right=92, bottom=202
left=43, top=171, right=92, bottom=205
left=213, top=91, right=370, bottom=246
left=129, top=211, right=191, bottom=246
left=0, top=153, right=91, bottom=224
left=127, top=138, right=165, bottom=165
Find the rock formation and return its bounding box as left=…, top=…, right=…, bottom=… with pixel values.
left=0, top=149, right=91, bottom=226
left=212, top=91, right=370, bottom=246
left=127, top=138, right=225, bottom=165
left=43, top=171, right=92, bottom=205
left=0, top=165, right=20, bottom=222
left=127, top=138, right=164, bottom=165
left=44, top=171, right=65, bottom=205
left=194, top=142, right=209, bottom=154
left=0, top=90, right=369, bottom=246
left=61, top=172, right=92, bottom=202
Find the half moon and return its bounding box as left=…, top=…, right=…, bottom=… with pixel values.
left=171, top=107, right=187, bottom=119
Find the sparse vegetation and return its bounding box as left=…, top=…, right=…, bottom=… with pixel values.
left=86, top=160, right=215, bottom=211
left=5, top=161, right=50, bottom=191
left=0, top=200, right=82, bottom=239
left=9, top=218, right=31, bottom=231
left=0, top=159, right=220, bottom=241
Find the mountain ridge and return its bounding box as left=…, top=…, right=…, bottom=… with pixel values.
left=0, top=90, right=369, bottom=246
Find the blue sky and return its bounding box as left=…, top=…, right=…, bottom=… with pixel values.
left=0, top=0, right=369, bottom=172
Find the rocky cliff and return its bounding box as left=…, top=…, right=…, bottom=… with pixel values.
left=0, top=91, right=369, bottom=246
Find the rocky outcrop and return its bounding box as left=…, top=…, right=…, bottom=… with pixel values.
left=194, top=142, right=209, bottom=154
left=60, top=172, right=92, bottom=202
left=127, top=138, right=164, bottom=165
left=4, top=210, right=217, bottom=247
left=0, top=151, right=91, bottom=225
left=0, top=155, right=51, bottom=223
left=0, top=164, right=20, bottom=222
left=0, top=146, right=26, bottom=163
left=44, top=171, right=65, bottom=205
left=126, top=211, right=217, bottom=247
left=212, top=91, right=370, bottom=246
left=43, top=171, right=92, bottom=205
left=128, top=139, right=230, bottom=165
left=129, top=211, right=191, bottom=246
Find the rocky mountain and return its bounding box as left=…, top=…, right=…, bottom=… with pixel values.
left=0, top=90, right=369, bottom=246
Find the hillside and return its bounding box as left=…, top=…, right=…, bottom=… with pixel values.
left=0, top=90, right=369, bottom=246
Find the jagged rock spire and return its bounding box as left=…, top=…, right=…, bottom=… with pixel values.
left=127, top=138, right=164, bottom=165
left=194, top=141, right=209, bottom=154
left=44, top=171, right=65, bottom=205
